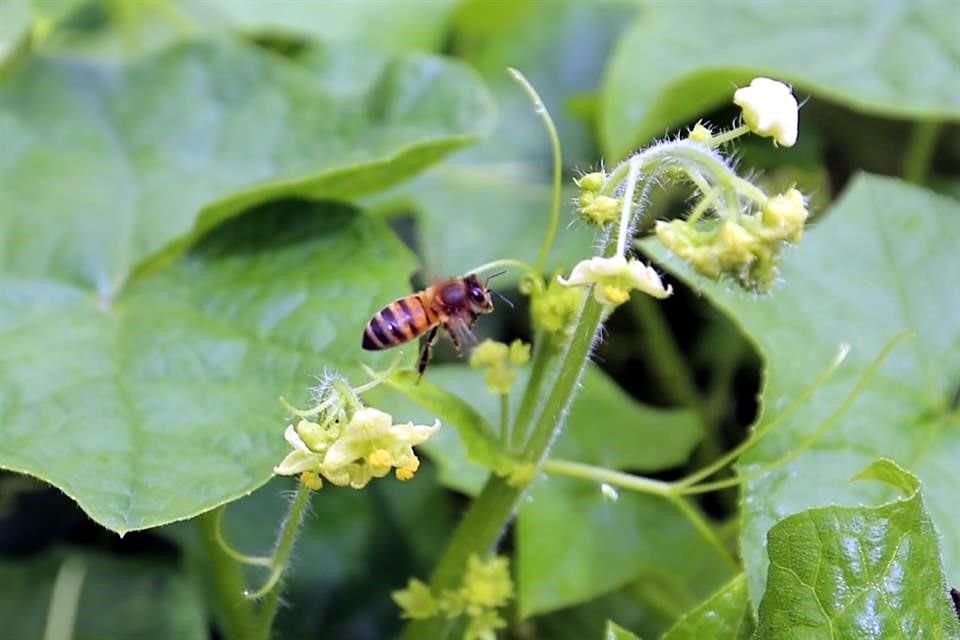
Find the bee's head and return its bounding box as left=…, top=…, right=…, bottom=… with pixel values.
left=464, top=274, right=494, bottom=314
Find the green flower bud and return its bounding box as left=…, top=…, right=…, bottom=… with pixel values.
left=469, top=339, right=509, bottom=368
left=689, top=121, right=713, bottom=145
left=392, top=579, right=439, bottom=619
left=578, top=195, right=621, bottom=227
left=531, top=277, right=583, bottom=336
left=761, top=188, right=808, bottom=243
left=508, top=339, right=531, bottom=366
left=575, top=171, right=606, bottom=192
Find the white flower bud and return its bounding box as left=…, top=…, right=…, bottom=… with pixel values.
left=733, top=77, right=798, bottom=147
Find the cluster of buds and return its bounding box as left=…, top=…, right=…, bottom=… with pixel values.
left=575, top=171, right=620, bottom=227
left=656, top=187, right=808, bottom=293
left=469, top=339, right=531, bottom=395
left=528, top=275, right=584, bottom=338
left=393, top=554, right=514, bottom=640
left=274, top=371, right=439, bottom=489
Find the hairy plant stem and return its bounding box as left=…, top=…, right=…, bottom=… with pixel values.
left=196, top=510, right=257, bottom=640
left=401, top=282, right=608, bottom=640
left=249, top=482, right=312, bottom=640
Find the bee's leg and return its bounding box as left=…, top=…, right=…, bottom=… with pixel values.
left=416, top=326, right=440, bottom=383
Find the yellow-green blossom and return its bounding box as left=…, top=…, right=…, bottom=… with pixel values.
left=577, top=194, right=621, bottom=227
left=508, top=339, right=530, bottom=366
left=531, top=277, right=583, bottom=336
left=274, top=407, right=439, bottom=488
left=392, top=578, right=439, bottom=619
left=654, top=188, right=808, bottom=293
left=558, top=254, right=672, bottom=307
left=470, top=339, right=530, bottom=395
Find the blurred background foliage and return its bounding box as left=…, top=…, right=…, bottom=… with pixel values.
left=1, top=0, right=959, bottom=638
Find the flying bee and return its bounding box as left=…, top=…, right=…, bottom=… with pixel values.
left=362, top=273, right=502, bottom=379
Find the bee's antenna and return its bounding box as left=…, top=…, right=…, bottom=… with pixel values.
left=484, top=270, right=508, bottom=287
left=491, top=289, right=514, bottom=309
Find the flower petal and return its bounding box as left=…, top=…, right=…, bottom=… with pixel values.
left=274, top=450, right=322, bottom=476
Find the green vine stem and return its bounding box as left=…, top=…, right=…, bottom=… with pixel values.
left=196, top=510, right=257, bottom=640
left=42, top=556, right=87, bottom=640
left=508, top=68, right=563, bottom=273
left=248, top=482, right=313, bottom=640
left=902, top=120, right=942, bottom=185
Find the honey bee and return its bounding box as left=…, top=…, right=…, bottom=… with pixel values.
left=362, top=274, right=498, bottom=378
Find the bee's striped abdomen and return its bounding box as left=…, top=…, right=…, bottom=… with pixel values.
left=362, top=295, right=437, bottom=351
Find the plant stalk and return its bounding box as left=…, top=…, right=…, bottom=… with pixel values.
left=196, top=510, right=257, bottom=640
left=251, top=482, right=312, bottom=639
left=902, top=120, right=942, bottom=185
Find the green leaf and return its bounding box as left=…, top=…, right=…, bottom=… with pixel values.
left=605, top=620, right=642, bottom=639
left=517, top=476, right=733, bottom=617
left=0, top=550, right=205, bottom=640
left=370, top=364, right=703, bottom=495
left=642, top=174, right=960, bottom=607
left=0, top=203, right=417, bottom=532
left=0, top=0, right=31, bottom=63
left=602, top=1, right=960, bottom=158
left=754, top=459, right=960, bottom=638
left=661, top=574, right=753, bottom=640
left=0, top=39, right=493, bottom=283
left=180, top=0, right=459, bottom=52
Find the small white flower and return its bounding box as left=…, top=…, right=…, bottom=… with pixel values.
left=733, top=77, right=798, bottom=147
left=557, top=255, right=672, bottom=306
left=273, top=423, right=325, bottom=475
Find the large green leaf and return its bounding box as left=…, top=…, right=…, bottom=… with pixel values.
left=0, top=203, right=417, bottom=533
left=0, top=550, right=206, bottom=640
left=661, top=574, right=753, bottom=640
left=517, top=476, right=733, bottom=617
left=602, top=0, right=960, bottom=158
left=0, top=38, right=492, bottom=284
left=643, top=174, right=960, bottom=607
left=180, top=0, right=459, bottom=52
left=754, top=460, right=960, bottom=638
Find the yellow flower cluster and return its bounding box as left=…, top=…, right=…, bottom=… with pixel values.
left=469, top=339, right=531, bottom=395
left=655, top=188, right=808, bottom=293
left=393, top=554, right=514, bottom=640
left=530, top=276, right=584, bottom=338
left=575, top=171, right=620, bottom=227
left=274, top=377, right=439, bottom=489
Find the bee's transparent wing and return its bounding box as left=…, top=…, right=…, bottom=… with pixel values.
left=445, top=316, right=478, bottom=354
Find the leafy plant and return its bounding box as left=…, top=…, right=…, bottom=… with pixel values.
left=2, top=2, right=959, bottom=640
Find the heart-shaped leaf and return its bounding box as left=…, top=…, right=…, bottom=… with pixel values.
left=0, top=203, right=417, bottom=533
left=602, top=1, right=960, bottom=158
left=0, top=38, right=492, bottom=285
left=179, top=0, right=459, bottom=52
left=643, top=174, right=960, bottom=607
left=754, top=460, right=960, bottom=638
